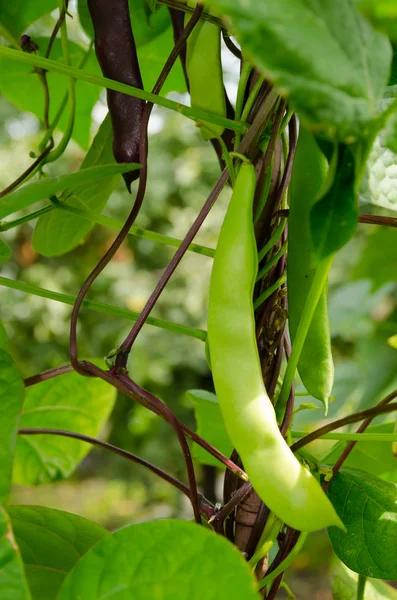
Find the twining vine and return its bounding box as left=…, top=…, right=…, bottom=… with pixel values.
left=2, top=2, right=397, bottom=598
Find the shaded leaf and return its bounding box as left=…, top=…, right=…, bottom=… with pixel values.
left=187, top=389, right=233, bottom=467
left=0, top=163, right=137, bottom=220
left=57, top=519, right=260, bottom=600
left=332, top=561, right=397, bottom=599
left=0, top=504, right=31, bottom=600
left=0, top=39, right=100, bottom=149
left=209, top=0, right=391, bottom=140
left=0, top=0, right=57, bottom=38
left=328, top=468, right=397, bottom=579
left=0, top=350, right=25, bottom=505
left=8, top=505, right=107, bottom=600
left=13, top=370, right=116, bottom=485
left=33, top=115, right=119, bottom=256
left=353, top=226, right=397, bottom=289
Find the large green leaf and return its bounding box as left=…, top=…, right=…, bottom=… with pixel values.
left=8, top=505, right=107, bottom=600
left=13, top=371, right=116, bottom=485
left=57, top=519, right=260, bottom=600
left=209, top=0, right=391, bottom=140
left=328, top=468, right=397, bottom=579
left=0, top=0, right=57, bottom=39
left=0, top=38, right=100, bottom=149
left=322, top=424, right=397, bottom=482
left=0, top=163, right=135, bottom=220
left=33, top=115, right=119, bottom=256
left=332, top=561, right=397, bottom=599
left=0, top=504, right=31, bottom=600
left=0, top=350, right=25, bottom=505
left=187, top=389, right=233, bottom=467
left=359, top=1, right=397, bottom=42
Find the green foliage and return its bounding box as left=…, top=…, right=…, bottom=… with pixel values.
left=332, top=562, right=397, bottom=599
left=187, top=389, right=233, bottom=467
left=323, top=424, right=397, bottom=482
left=0, top=0, right=57, bottom=40
left=209, top=0, right=391, bottom=140
left=0, top=350, right=25, bottom=505
left=33, top=115, right=119, bottom=256
left=13, top=371, right=116, bottom=485
left=0, top=38, right=100, bottom=149
left=57, top=520, right=260, bottom=600
left=0, top=238, right=11, bottom=263
left=328, top=468, right=397, bottom=579
left=0, top=163, right=136, bottom=220
left=8, top=505, right=107, bottom=600
left=0, top=504, right=31, bottom=600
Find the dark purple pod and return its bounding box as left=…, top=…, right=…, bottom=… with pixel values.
left=88, top=0, right=145, bottom=191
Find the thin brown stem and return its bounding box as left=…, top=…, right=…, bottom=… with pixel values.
left=24, top=364, right=74, bottom=387
left=0, top=143, right=53, bottom=198
left=70, top=4, right=204, bottom=372
left=290, top=399, right=397, bottom=453
left=209, top=482, right=253, bottom=532
left=323, top=388, right=397, bottom=489
left=359, top=213, right=397, bottom=228
left=18, top=427, right=214, bottom=518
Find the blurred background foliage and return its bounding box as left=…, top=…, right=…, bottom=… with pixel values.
left=1, top=1, right=397, bottom=597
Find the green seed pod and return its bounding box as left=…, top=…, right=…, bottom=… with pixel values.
left=208, top=162, right=343, bottom=532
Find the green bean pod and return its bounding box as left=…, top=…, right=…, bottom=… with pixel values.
left=208, top=162, right=343, bottom=532
left=185, top=1, right=226, bottom=140
left=287, top=127, right=334, bottom=410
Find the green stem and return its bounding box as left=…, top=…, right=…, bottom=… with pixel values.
left=256, top=242, right=287, bottom=282
left=253, top=273, right=286, bottom=310
left=275, top=255, right=334, bottom=420
left=235, top=71, right=265, bottom=150
left=258, top=532, right=308, bottom=590
left=0, top=276, right=207, bottom=341
left=234, top=62, right=252, bottom=123
left=45, top=1, right=75, bottom=163
left=258, top=218, right=286, bottom=262
left=356, top=574, right=367, bottom=600
left=0, top=46, right=247, bottom=133
left=254, top=159, right=273, bottom=224
left=0, top=201, right=215, bottom=257
left=291, top=430, right=397, bottom=443
left=248, top=513, right=282, bottom=569
left=39, top=43, right=93, bottom=151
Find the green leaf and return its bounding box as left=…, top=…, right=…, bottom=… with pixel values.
left=332, top=561, right=397, bottom=600
left=8, top=505, right=107, bottom=600
left=0, top=38, right=100, bottom=149
left=33, top=115, right=119, bottom=256
left=13, top=370, right=116, bottom=485
left=0, top=0, right=57, bottom=39
left=57, top=519, right=260, bottom=600
left=0, top=504, right=31, bottom=600
left=0, top=238, right=11, bottom=264
left=0, top=323, right=8, bottom=351
left=310, top=144, right=358, bottom=259
left=322, top=424, right=397, bottom=483
left=209, top=0, right=391, bottom=140
left=0, top=163, right=137, bottom=220
left=187, top=389, right=233, bottom=467
left=384, top=110, right=397, bottom=152
left=358, top=1, right=397, bottom=42
left=353, top=226, right=397, bottom=289
left=0, top=350, right=25, bottom=505
left=328, top=468, right=397, bottom=579
left=328, top=280, right=394, bottom=340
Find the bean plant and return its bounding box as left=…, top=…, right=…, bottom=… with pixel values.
left=1, top=1, right=397, bottom=598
